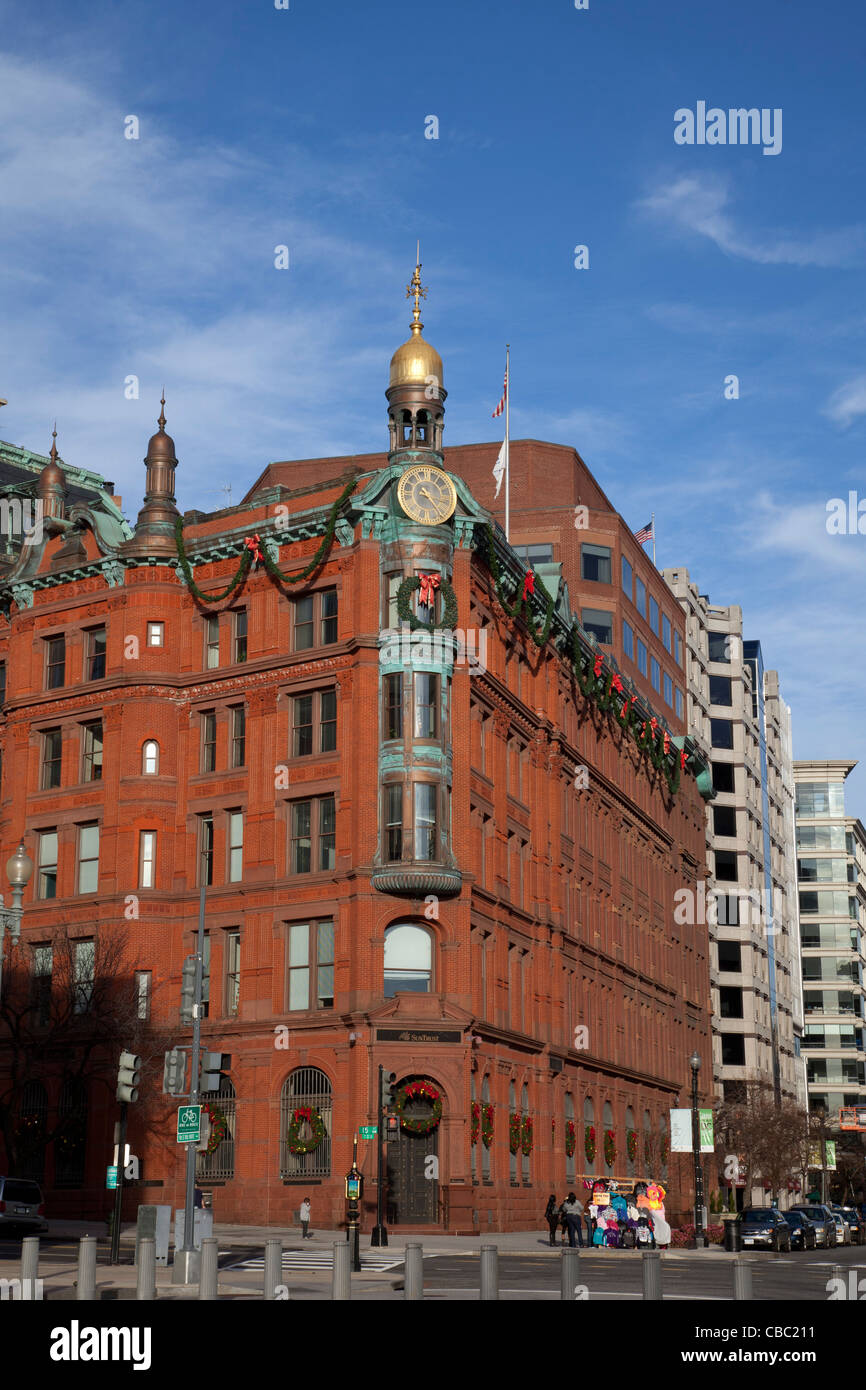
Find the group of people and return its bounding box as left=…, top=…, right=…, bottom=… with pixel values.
left=545, top=1180, right=671, bottom=1249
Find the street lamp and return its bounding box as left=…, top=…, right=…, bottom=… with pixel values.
left=689, top=1050, right=706, bottom=1249
left=0, top=841, right=34, bottom=996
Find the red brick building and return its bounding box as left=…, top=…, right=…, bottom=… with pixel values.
left=0, top=275, right=715, bottom=1232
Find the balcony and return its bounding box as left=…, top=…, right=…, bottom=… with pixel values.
left=371, top=864, right=462, bottom=897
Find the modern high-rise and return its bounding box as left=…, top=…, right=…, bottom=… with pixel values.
left=662, top=568, right=806, bottom=1108
left=793, top=760, right=866, bottom=1119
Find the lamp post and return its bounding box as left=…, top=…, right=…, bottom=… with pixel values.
left=689, top=1050, right=706, bottom=1249
left=0, top=842, right=34, bottom=997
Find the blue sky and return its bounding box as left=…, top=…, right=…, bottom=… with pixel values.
left=1, top=0, right=865, bottom=810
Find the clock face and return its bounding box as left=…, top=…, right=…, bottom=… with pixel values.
left=397, top=464, right=457, bottom=525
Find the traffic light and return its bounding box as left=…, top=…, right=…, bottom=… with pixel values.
left=380, top=1069, right=397, bottom=1113
left=180, top=956, right=196, bottom=1023
left=116, top=1050, right=142, bottom=1103
left=385, top=1115, right=400, bottom=1141
left=200, top=1051, right=224, bottom=1091
left=162, top=1048, right=186, bottom=1096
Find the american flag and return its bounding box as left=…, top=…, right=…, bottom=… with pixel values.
left=492, top=366, right=508, bottom=418
left=633, top=520, right=653, bottom=545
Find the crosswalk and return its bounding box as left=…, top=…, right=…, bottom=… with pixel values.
left=225, top=1247, right=406, bottom=1273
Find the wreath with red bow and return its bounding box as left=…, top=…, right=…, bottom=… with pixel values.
left=396, top=1081, right=442, bottom=1134
left=521, top=1116, right=534, bottom=1156
left=604, top=1129, right=616, bottom=1167
left=287, top=1106, right=325, bottom=1155
left=585, top=1124, right=596, bottom=1164
left=508, top=1112, right=522, bottom=1155
left=565, top=1120, right=576, bottom=1158
left=202, top=1102, right=228, bottom=1156
left=396, top=574, right=459, bottom=632
left=627, top=1129, right=638, bottom=1163
left=481, top=1104, right=494, bottom=1149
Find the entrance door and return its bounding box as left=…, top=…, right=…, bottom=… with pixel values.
left=387, top=1125, right=439, bottom=1224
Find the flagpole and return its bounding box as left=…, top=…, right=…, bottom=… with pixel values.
left=504, top=344, right=510, bottom=543
left=651, top=511, right=656, bottom=568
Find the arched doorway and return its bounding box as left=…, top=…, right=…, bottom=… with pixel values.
left=386, top=1075, right=441, bottom=1225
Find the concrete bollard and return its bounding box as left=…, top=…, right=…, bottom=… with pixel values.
left=198, top=1238, right=218, bottom=1300
left=77, top=1236, right=97, bottom=1301
left=332, top=1240, right=351, bottom=1300
left=561, top=1247, right=581, bottom=1300
left=20, top=1237, right=39, bottom=1299
left=404, top=1242, right=423, bottom=1300
left=136, top=1237, right=156, bottom=1301
left=641, top=1249, right=662, bottom=1300
left=480, top=1244, right=499, bottom=1300
left=264, top=1238, right=283, bottom=1300
left=732, top=1257, right=752, bottom=1300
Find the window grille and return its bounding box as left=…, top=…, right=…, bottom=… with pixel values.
left=197, top=1076, right=236, bottom=1181
left=280, top=1067, right=332, bottom=1179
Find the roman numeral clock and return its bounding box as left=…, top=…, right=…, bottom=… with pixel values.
left=397, top=464, right=457, bottom=525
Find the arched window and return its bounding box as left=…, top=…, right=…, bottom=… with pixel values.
left=481, top=1075, right=492, bottom=1181
left=470, top=1073, right=477, bottom=1182
left=55, top=1079, right=88, bottom=1189
left=565, top=1093, right=575, bottom=1184
left=384, top=922, right=432, bottom=996
left=625, top=1106, right=635, bottom=1178
left=509, top=1081, right=517, bottom=1183
left=142, top=740, right=159, bottom=775
left=584, top=1096, right=595, bottom=1175
left=197, top=1075, right=236, bottom=1182
left=17, top=1081, right=48, bottom=1182
left=280, top=1067, right=332, bottom=1178
left=603, top=1100, right=614, bottom=1174
left=416, top=409, right=429, bottom=444
left=643, top=1109, right=653, bottom=1175
left=401, top=410, right=413, bottom=445
left=521, top=1082, right=530, bottom=1182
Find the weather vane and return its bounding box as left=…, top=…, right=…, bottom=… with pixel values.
left=406, top=240, right=427, bottom=327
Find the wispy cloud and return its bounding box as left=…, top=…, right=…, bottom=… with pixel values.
left=824, top=374, right=866, bottom=428
left=635, top=174, right=866, bottom=268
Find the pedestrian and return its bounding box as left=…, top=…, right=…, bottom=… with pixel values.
left=560, top=1191, right=585, bottom=1248
left=300, top=1196, right=312, bottom=1240
left=544, top=1194, right=560, bottom=1247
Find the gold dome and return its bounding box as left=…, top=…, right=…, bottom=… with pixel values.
left=389, top=323, right=443, bottom=389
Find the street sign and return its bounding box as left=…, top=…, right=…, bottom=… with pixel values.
left=359, top=1126, right=377, bottom=1139
left=106, top=1165, right=118, bottom=1190
left=177, top=1104, right=202, bottom=1143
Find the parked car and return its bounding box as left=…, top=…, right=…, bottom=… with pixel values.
left=782, top=1210, right=819, bottom=1251
left=0, top=1177, right=47, bottom=1235
left=828, top=1208, right=851, bottom=1246
left=788, top=1204, right=837, bottom=1247
left=737, top=1207, right=792, bottom=1252
left=837, top=1207, right=864, bottom=1245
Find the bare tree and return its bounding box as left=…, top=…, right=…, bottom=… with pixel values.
left=714, top=1082, right=807, bottom=1204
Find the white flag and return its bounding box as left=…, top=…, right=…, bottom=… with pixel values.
left=492, top=443, right=506, bottom=499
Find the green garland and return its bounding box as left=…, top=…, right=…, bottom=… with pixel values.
left=483, top=524, right=554, bottom=647
left=288, top=1106, right=326, bottom=1155
left=174, top=478, right=357, bottom=603
left=396, top=575, right=459, bottom=631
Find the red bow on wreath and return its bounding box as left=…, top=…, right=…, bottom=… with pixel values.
left=680, top=749, right=688, bottom=770
left=663, top=731, right=671, bottom=755
left=593, top=653, right=604, bottom=678
left=244, top=534, right=265, bottom=565
left=522, top=570, right=535, bottom=600
left=418, top=572, right=440, bottom=606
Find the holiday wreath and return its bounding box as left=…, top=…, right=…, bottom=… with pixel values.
left=565, top=1119, right=577, bottom=1158
left=480, top=1103, right=494, bottom=1149
left=471, top=1102, right=481, bottom=1146
left=604, top=1129, right=616, bottom=1167
left=202, top=1102, right=228, bottom=1156
left=521, top=1115, right=534, bottom=1156
left=508, top=1112, right=522, bottom=1155
left=585, top=1124, right=597, bottom=1164
left=626, top=1129, right=638, bottom=1163
left=287, top=1105, right=326, bottom=1155
left=395, top=573, right=459, bottom=632
left=396, top=1080, right=442, bottom=1134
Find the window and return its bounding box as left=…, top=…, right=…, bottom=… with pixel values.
left=82, top=721, right=103, bottom=782
left=623, top=620, right=634, bottom=660
left=199, top=814, right=214, bottom=885
left=139, top=831, right=156, bottom=888
left=280, top=1069, right=332, bottom=1179
left=37, top=831, right=58, bottom=899
left=414, top=783, right=437, bottom=860
left=231, top=705, right=246, bottom=768
left=674, top=631, right=682, bottom=666
left=675, top=688, right=684, bottom=719
left=721, top=1035, right=745, bottom=1066
left=77, top=824, right=99, bottom=894
left=201, top=711, right=217, bottom=772
left=87, top=628, right=106, bottom=681
left=714, top=806, right=737, bottom=837
left=293, top=691, right=337, bottom=757
left=384, top=673, right=403, bottom=740
left=414, top=673, right=438, bottom=739
left=710, top=674, right=732, bottom=706
left=228, top=811, right=243, bottom=882
left=717, top=940, right=741, bottom=972
left=31, top=946, right=53, bottom=1026
left=201, top=932, right=211, bottom=1017
left=711, top=719, right=734, bottom=749
left=795, top=783, right=845, bottom=818
left=797, top=858, right=849, bottom=883
left=45, top=635, right=65, bottom=690
left=321, top=589, right=338, bottom=644
left=205, top=615, right=219, bottom=669
left=293, top=590, right=338, bottom=650
left=384, top=922, right=432, bottom=995
left=225, top=931, right=241, bottom=1015
left=294, top=596, right=314, bottom=651
left=708, top=632, right=729, bottom=663
left=320, top=690, right=337, bottom=752
left=384, top=573, right=402, bottom=628
left=635, top=577, right=647, bottom=619
left=797, top=824, right=846, bottom=850
left=663, top=673, right=673, bottom=706
left=715, top=849, right=738, bottom=882
left=582, top=609, right=613, bottom=645
left=385, top=784, right=403, bottom=861
left=142, top=740, right=159, bottom=775
left=621, top=555, right=633, bottom=598
left=146, top=622, right=163, bottom=648
left=233, top=610, right=247, bottom=663
left=290, top=795, right=335, bottom=873
left=73, top=940, right=94, bottom=1014
left=637, top=639, right=648, bottom=676
left=650, top=657, right=661, bottom=693
left=649, top=596, right=659, bottom=635
left=799, top=890, right=859, bottom=918
left=712, top=761, right=735, bottom=793
left=288, top=920, right=334, bottom=1010
left=514, top=543, right=554, bottom=568
left=135, top=970, right=151, bottom=1021
left=41, top=728, right=62, bottom=790
left=662, top=615, right=672, bottom=653
left=581, top=544, right=611, bottom=584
